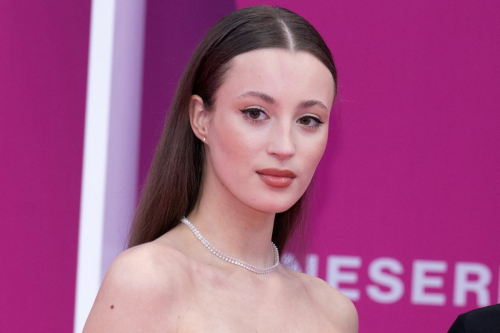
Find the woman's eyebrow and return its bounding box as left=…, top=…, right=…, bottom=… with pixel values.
left=299, top=100, right=328, bottom=111
left=237, top=90, right=328, bottom=111
left=237, top=91, right=277, bottom=104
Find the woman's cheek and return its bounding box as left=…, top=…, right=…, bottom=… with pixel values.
left=303, top=134, right=328, bottom=168
left=215, top=121, right=256, bottom=169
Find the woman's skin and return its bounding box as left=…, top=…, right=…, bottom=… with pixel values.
left=84, top=48, right=358, bottom=332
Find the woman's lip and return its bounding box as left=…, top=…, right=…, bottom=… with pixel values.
left=256, top=168, right=297, bottom=178
left=256, top=169, right=296, bottom=188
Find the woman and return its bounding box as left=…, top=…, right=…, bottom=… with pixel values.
left=84, top=5, right=358, bottom=332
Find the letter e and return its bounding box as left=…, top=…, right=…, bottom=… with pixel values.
left=327, top=255, right=361, bottom=301
left=411, top=260, right=447, bottom=306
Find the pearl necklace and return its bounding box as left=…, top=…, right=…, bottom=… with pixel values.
left=181, top=217, right=280, bottom=274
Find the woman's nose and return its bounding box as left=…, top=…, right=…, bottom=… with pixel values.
left=266, top=123, right=296, bottom=159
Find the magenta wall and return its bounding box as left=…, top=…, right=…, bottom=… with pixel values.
left=139, top=0, right=235, bottom=186
left=236, top=0, right=500, bottom=331
left=0, top=1, right=90, bottom=332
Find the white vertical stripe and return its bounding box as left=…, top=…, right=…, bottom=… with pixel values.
left=74, top=1, right=116, bottom=332
left=75, top=0, right=146, bottom=330
left=101, top=0, right=145, bottom=279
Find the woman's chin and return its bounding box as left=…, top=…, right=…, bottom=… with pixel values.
left=248, top=200, right=299, bottom=214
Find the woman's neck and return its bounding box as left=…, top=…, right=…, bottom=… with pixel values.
left=186, top=179, right=277, bottom=269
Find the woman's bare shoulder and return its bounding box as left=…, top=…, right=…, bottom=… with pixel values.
left=287, top=268, right=359, bottom=333
left=83, top=241, right=190, bottom=332
left=104, top=240, right=190, bottom=289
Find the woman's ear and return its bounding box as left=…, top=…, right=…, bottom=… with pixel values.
left=189, top=95, right=211, bottom=143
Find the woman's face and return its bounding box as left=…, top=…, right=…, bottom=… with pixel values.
left=203, top=48, right=335, bottom=214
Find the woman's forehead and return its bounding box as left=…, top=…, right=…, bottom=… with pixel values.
left=217, top=48, right=335, bottom=108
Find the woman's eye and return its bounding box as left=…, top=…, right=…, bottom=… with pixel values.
left=298, top=116, right=324, bottom=128
left=240, top=108, right=268, bottom=122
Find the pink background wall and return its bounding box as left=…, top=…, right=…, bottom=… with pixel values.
left=1, top=0, right=499, bottom=332
left=0, top=1, right=90, bottom=331
left=139, top=0, right=235, bottom=186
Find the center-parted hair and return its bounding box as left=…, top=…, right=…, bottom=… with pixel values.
left=128, top=5, right=337, bottom=253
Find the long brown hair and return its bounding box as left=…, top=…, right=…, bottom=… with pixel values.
left=128, top=5, right=337, bottom=254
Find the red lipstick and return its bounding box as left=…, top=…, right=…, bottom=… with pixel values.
left=256, top=168, right=296, bottom=188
